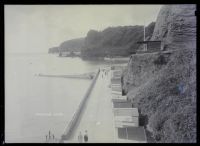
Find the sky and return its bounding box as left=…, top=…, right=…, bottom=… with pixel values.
left=5, top=5, right=162, bottom=53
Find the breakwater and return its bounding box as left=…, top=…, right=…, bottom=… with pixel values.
left=60, top=69, right=100, bottom=142
left=37, top=73, right=94, bottom=80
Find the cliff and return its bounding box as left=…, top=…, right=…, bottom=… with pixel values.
left=48, top=47, right=59, bottom=53
left=81, top=23, right=155, bottom=58
left=59, top=37, right=84, bottom=52
left=151, top=5, right=196, bottom=50
left=48, top=38, right=84, bottom=54
left=121, top=5, right=196, bottom=143
left=49, top=23, right=156, bottom=57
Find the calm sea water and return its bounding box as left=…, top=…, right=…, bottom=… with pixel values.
left=5, top=53, right=128, bottom=143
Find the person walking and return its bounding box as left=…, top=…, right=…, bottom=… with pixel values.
left=84, top=130, right=88, bottom=143
left=52, top=134, right=55, bottom=140
left=78, top=131, right=83, bottom=143
left=49, top=130, right=51, bottom=140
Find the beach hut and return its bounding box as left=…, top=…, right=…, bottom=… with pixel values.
left=113, top=108, right=139, bottom=127
left=117, top=126, right=147, bottom=143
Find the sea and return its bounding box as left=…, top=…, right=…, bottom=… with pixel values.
left=5, top=53, right=128, bottom=143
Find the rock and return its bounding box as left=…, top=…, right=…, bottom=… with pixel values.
left=151, top=5, right=196, bottom=50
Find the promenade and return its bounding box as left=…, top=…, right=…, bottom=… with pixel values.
left=62, top=66, right=146, bottom=143
left=70, top=69, right=116, bottom=143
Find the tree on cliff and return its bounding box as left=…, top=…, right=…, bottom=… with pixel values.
left=81, top=23, right=155, bottom=58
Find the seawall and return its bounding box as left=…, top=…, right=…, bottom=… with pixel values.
left=60, top=69, right=100, bottom=142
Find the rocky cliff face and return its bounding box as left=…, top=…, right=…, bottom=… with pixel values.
left=121, top=5, right=196, bottom=143
left=81, top=23, right=155, bottom=58
left=151, top=5, right=196, bottom=50
left=121, top=52, right=171, bottom=95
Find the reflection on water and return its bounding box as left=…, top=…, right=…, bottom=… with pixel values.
left=5, top=53, right=128, bottom=143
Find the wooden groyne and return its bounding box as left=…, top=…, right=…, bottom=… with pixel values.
left=60, top=69, right=100, bottom=142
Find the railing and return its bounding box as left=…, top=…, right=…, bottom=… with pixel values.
left=60, top=69, right=100, bottom=142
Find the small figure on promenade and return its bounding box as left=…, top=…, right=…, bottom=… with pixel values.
left=78, top=131, right=83, bottom=143
left=84, top=130, right=88, bottom=143
left=52, top=134, right=55, bottom=140
left=46, top=135, right=48, bottom=141
left=49, top=130, right=51, bottom=139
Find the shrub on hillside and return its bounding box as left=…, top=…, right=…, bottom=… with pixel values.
left=153, top=54, right=167, bottom=66
left=128, top=48, right=196, bottom=143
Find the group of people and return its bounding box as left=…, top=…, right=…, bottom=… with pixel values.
left=78, top=130, right=88, bottom=143
left=101, top=68, right=108, bottom=78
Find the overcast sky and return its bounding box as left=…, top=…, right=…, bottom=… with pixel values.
left=5, top=5, right=162, bottom=53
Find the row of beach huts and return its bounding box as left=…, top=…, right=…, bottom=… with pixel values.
left=109, top=65, right=147, bottom=143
